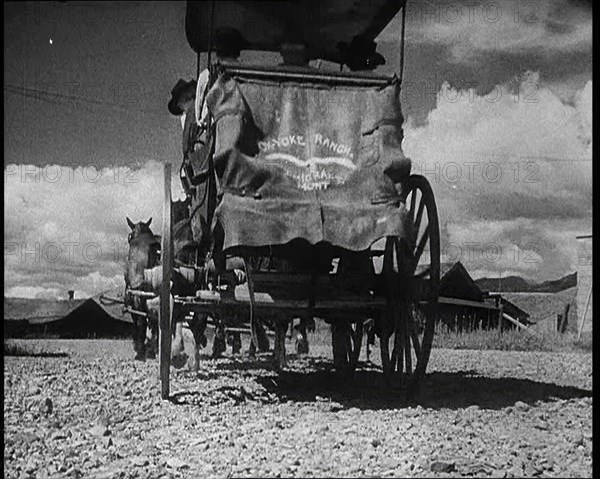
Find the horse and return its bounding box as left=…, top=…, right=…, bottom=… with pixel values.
left=124, top=217, right=161, bottom=360
left=124, top=214, right=206, bottom=369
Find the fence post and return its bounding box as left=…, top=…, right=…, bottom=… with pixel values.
left=159, top=163, right=173, bottom=399
left=577, top=284, right=592, bottom=341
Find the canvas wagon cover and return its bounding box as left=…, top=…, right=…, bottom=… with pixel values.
left=206, top=73, right=412, bottom=252
left=186, top=0, right=405, bottom=64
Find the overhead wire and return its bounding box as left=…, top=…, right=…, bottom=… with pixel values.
left=4, top=83, right=165, bottom=116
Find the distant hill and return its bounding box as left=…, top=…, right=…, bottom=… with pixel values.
left=475, top=273, right=577, bottom=293
left=500, top=287, right=578, bottom=330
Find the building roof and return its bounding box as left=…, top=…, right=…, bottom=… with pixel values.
left=4, top=297, right=85, bottom=322
left=4, top=292, right=131, bottom=324
left=484, top=295, right=531, bottom=322
left=438, top=262, right=532, bottom=324
left=440, top=262, right=457, bottom=278
left=439, top=261, right=485, bottom=302
left=4, top=292, right=133, bottom=339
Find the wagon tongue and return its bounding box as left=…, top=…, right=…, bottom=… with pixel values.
left=185, top=0, right=405, bottom=64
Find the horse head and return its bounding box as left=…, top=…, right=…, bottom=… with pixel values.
left=125, top=217, right=161, bottom=290
left=127, top=217, right=155, bottom=244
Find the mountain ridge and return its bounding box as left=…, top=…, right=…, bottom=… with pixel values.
left=475, top=272, right=577, bottom=293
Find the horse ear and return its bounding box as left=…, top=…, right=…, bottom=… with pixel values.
left=127, top=217, right=135, bottom=230
left=145, top=218, right=152, bottom=227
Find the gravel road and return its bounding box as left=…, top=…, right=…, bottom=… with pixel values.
left=4, top=339, right=592, bottom=478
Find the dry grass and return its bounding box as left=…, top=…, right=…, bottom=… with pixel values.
left=307, top=317, right=593, bottom=355
left=3, top=340, right=69, bottom=358
left=431, top=323, right=592, bottom=353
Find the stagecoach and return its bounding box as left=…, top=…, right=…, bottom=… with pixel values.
left=129, top=0, right=441, bottom=399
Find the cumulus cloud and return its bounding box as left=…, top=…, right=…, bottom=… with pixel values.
left=4, top=160, right=185, bottom=298
left=5, top=286, right=64, bottom=300
left=403, top=72, right=592, bottom=281
left=381, top=0, right=592, bottom=62
left=3, top=74, right=592, bottom=294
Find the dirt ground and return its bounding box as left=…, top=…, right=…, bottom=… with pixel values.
left=3, top=337, right=593, bottom=478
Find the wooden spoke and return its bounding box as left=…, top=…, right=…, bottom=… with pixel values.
left=408, top=190, right=416, bottom=220
left=409, top=305, right=422, bottom=358
left=414, top=195, right=426, bottom=234
left=380, top=331, right=391, bottom=378
left=403, top=306, right=412, bottom=377
left=399, top=238, right=415, bottom=277
left=414, top=224, right=429, bottom=260
left=410, top=326, right=421, bottom=358
left=394, top=305, right=404, bottom=376
left=383, top=236, right=395, bottom=274
left=380, top=175, right=440, bottom=392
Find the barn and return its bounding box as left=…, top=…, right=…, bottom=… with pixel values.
left=436, top=262, right=530, bottom=331
left=576, top=234, right=593, bottom=338
left=4, top=292, right=132, bottom=339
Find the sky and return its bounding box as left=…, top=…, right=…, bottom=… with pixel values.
left=4, top=0, right=593, bottom=299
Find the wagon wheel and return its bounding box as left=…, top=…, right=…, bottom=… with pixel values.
left=159, top=163, right=174, bottom=400
left=331, top=319, right=364, bottom=380
left=380, top=174, right=440, bottom=391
